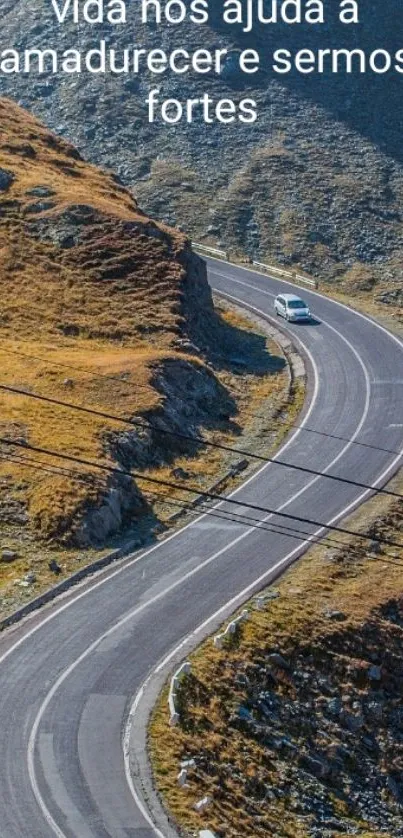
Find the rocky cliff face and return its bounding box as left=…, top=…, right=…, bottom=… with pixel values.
left=0, top=0, right=402, bottom=297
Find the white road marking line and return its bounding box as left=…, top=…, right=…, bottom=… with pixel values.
left=126, top=437, right=403, bottom=838
left=38, top=734, right=94, bottom=838
left=0, top=331, right=320, bottom=673
left=0, top=261, right=399, bottom=837
left=27, top=297, right=374, bottom=838
left=208, top=257, right=403, bottom=352
left=15, top=305, right=321, bottom=838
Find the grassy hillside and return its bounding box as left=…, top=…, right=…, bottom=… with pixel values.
left=0, top=98, right=295, bottom=614
left=0, top=97, right=200, bottom=542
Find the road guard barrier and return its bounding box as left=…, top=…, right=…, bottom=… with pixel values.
left=213, top=609, right=249, bottom=649
left=192, top=242, right=228, bottom=259
left=168, top=661, right=191, bottom=726
left=191, top=241, right=319, bottom=288
left=253, top=260, right=318, bottom=289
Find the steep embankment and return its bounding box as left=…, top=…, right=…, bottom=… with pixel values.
left=0, top=98, right=292, bottom=608
left=0, top=1, right=402, bottom=307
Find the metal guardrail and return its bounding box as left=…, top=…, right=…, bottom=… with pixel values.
left=192, top=241, right=228, bottom=259
left=191, top=243, right=319, bottom=289
left=253, top=260, right=293, bottom=279
left=295, top=272, right=319, bottom=289
left=168, top=661, right=191, bottom=726
left=253, top=260, right=318, bottom=289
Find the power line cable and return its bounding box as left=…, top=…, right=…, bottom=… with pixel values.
left=1, top=436, right=401, bottom=550
left=145, top=490, right=402, bottom=559
left=0, top=450, right=378, bottom=551
left=0, top=450, right=336, bottom=547
left=0, top=452, right=101, bottom=486
left=1, top=383, right=402, bottom=500
left=1, top=343, right=400, bottom=457
left=145, top=492, right=355, bottom=550
left=0, top=451, right=348, bottom=550
left=1, top=451, right=401, bottom=562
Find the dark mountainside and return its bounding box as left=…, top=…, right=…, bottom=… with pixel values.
left=0, top=0, right=402, bottom=303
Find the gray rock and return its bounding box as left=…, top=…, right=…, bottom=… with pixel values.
left=365, top=700, right=383, bottom=723
left=368, top=540, right=382, bottom=555
left=323, top=609, right=346, bottom=621
left=76, top=477, right=146, bottom=547
left=368, top=665, right=382, bottom=681
left=387, top=775, right=402, bottom=801
left=25, top=200, right=56, bottom=214
left=48, top=559, right=62, bottom=575
left=172, top=467, right=190, bottom=480
left=1, top=549, right=18, bottom=563
left=299, top=753, right=331, bottom=780
left=28, top=205, right=93, bottom=248
left=326, top=697, right=342, bottom=716
left=341, top=710, right=364, bottom=732
left=26, top=185, right=56, bottom=198
left=0, top=168, right=14, bottom=191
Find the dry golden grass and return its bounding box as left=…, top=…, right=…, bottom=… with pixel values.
left=0, top=98, right=192, bottom=551
left=0, top=97, right=151, bottom=222
left=0, top=97, right=187, bottom=347
left=0, top=99, right=297, bottom=606
left=0, top=96, right=202, bottom=550
left=0, top=337, right=174, bottom=539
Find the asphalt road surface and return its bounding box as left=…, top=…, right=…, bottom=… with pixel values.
left=0, top=260, right=402, bottom=838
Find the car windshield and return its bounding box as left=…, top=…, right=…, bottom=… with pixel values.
left=287, top=300, right=306, bottom=309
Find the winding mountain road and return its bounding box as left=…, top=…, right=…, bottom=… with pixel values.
left=0, top=259, right=402, bottom=838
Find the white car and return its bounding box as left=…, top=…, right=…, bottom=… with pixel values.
left=274, top=293, right=311, bottom=322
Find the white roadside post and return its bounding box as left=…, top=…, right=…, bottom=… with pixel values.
left=168, top=661, right=191, bottom=726
left=213, top=609, right=248, bottom=648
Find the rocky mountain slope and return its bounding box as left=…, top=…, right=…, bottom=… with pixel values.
left=0, top=0, right=402, bottom=305
left=0, top=97, right=289, bottom=569
left=151, top=488, right=403, bottom=838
